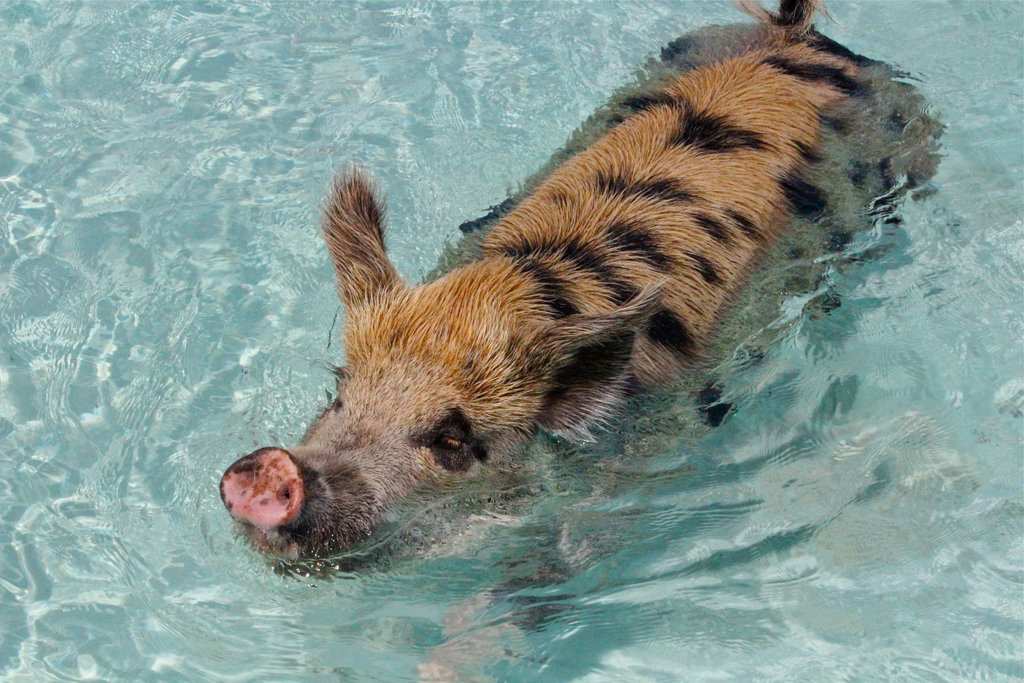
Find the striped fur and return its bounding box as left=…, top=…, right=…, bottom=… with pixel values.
left=229, top=0, right=874, bottom=558
left=476, top=35, right=855, bottom=387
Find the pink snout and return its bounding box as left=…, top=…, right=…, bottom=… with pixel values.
left=220, top=447, right=305, bottom=529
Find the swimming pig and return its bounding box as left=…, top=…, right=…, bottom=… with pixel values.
left=219, top=0, right=920, bottom=559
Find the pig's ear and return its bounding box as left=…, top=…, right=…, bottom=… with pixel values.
left=322, top=169, right=403, bottom=309
left=534, top=285, right=663, bottom=439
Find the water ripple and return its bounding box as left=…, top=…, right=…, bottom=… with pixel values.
left=0, top=0, right=1021, bottom=680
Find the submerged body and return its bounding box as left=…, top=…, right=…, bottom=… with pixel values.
left=219, top=0, right=937, bottom=559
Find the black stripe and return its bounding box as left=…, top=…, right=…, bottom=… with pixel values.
left=595, top=171, right=698, bottom=205
left=606, top=280, right=641, bottom=305
left=686, top=252, right=722, bottom=285
left=499, top=238, right=636, bottom=307
left=555, top=240, right=638, bottom=305
left=558, top=239, right=615, bottom=277
left=498, top=240, right=548, bottom=261
left=510, top=259, right=577, bottom=318
left=724, top=208, right=762, bottom=241
left=763, top=56, right=863, bottom=96
left=779, top=171, right=828, bottom=218
left=606, top=112, right=627, bottom=127
left=623, top=91, right=679, bottom=112
left=605, top=222, right=674, bottom=269
left=821, top=115, right=850, bottom=135
left=794, top=140, right=823, bottom=164
left=693, top=213, right=730, bottom=242
left=671, top=104, right=767, bottom=153
left=806, top=32, right=873, bottom=67
left=847, top=159, right=869, bottom=186
left=647, top=308, right=696, bottom=357
left=660, top=36, right=696, bottom=63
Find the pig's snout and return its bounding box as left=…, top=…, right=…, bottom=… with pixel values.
left=220, top=447, right=305, bottom=530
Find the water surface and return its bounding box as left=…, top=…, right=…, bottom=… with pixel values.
left=0, top=1, right=1022, bottom=680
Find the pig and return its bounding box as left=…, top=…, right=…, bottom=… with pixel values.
left=219, top=0, right=918, bottom=559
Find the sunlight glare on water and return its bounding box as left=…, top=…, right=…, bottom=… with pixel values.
left=0, top=1, right=1021, bottom=680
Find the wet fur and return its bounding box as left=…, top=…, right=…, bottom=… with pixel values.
left=326, top=11, right=858, bottom=444
left=235, top=0, right=943, bottom=559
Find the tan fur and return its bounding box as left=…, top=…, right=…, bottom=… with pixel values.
left=477, top=42, right=853, bottom=384
left=227, top=0, right=877, bottom=558
left=322, top=170, right=402, bottom=309
left=343, top=260, right=548, bottom=446
left=334, top=8, right=858, bottom=448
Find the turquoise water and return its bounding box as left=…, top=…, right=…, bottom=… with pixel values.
left=1, top=0, right=1022, bottom=680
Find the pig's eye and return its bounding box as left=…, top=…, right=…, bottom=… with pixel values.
left=436, top=435, right=462, bottom=450
left=426, top=430, right=472, bottom=472
left=413, top=408, right=487, bottom=473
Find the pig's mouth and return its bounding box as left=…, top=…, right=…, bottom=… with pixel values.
left=220, top=446, right=307, bottom=558
left=242, top=524, right=302, bottom=559
left=220, top=446, right=382, bottom=559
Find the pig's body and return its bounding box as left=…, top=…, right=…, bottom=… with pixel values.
left=479, top=39, right=854, bottom=390
left=220, top=0, right=942, bottom=560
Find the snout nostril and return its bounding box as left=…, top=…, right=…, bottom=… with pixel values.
left=280, top=486, right=291, bottom=500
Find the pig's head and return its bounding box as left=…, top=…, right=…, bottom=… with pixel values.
left=220, top=171, right=660, bottom=558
